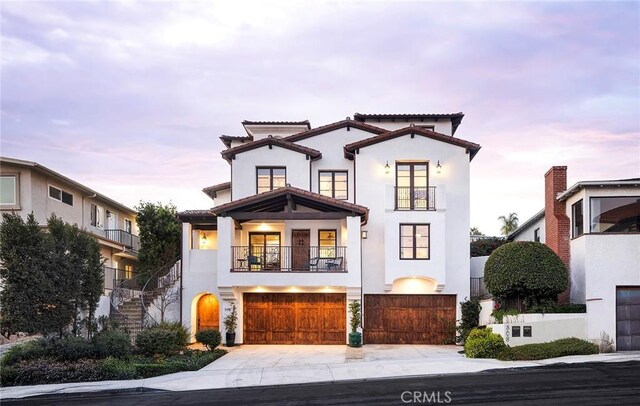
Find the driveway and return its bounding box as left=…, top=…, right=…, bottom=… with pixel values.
left=2, top=345, right=639, bottom=399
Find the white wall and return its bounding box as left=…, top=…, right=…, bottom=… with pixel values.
left=511, top=216, right=545, bottom=243
left=231, top=146, right=311, bottom=200
left=359, top=119, right=452, bottom=135
left=470, top=256, right=489, bottom=278
left=489, top=314, right=587, bottom=347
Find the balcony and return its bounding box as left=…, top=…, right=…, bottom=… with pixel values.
left=231, top=246, right=347, bottom=272
left=105, top=229, right=140, bottom=253
left=103, top=266, right=137, bottom=292
left=395, top=186, right=436, bottom=211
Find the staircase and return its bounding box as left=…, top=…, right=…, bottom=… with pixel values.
left=109, top=259, right=181, bottom=340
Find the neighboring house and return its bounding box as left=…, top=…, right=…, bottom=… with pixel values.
left=507, top=166, right=640, bottom=350
left=178, top=113, right=481, bottom=344
left=0, top=156, right=140, bottom=295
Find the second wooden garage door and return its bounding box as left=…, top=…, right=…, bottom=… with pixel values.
left=364, top=294, right=456, bottom=344
left=244, top=293, right=346, bottom=344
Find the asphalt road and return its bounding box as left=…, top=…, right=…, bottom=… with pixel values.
left=5, top=361, right=640, bottom=405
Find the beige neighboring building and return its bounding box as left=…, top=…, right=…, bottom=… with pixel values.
left=0, top=156, right=140, bottom=293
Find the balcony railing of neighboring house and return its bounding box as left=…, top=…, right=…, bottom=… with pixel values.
left=231, top=246, right=347, bottom=272
left=395, top=186, right=436, bottom=211
left=470, top=277, right=491, bottom=300
left=105, top=229, right=141, bottom=253
left=103, top=266, right=137, bottom=293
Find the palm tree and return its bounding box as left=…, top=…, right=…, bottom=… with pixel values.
left=498, top=213, right=519, bottom=236
left=470, top=227, right=484, bottom=236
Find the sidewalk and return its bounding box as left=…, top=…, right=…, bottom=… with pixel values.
left=2, top=345, right=639, bottom=399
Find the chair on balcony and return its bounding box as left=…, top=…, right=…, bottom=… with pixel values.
left=247, top=255, right=263, bottom=270
left=326, top=257, right=343, bottom=271
left=305, top=257, right=320, bottom=271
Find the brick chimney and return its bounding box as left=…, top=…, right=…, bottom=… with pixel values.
left=544, top=166, right=571, bottom=303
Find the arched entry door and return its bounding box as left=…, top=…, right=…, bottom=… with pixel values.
left=197, top=294, right=220, bottom=332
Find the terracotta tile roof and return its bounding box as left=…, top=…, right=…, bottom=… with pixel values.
left=220, top=136, right=322, bottom=162
left=219, top=135, right=252, bottom=148
left=202, top=182, right=231, bottom=200
left=343, top=126, right=481, bottom=161
left=284, top=119, right=387, bottom=142
left=242, top=120, right=311, bottom=129
left=177, top=209, right=216, bottom=222
left=353, top=112, right=465, bottom=135
left=211, top=186, right=369, bottom=223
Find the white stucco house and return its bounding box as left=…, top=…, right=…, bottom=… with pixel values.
left=508, top=167, right=640, bottom=351
left=178, top=113, right=481, bottom=345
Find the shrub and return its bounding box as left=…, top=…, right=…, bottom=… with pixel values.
left=136, top=327, right=183, bottom=356
left=50, top=336, right=95, bottom=362
left=525, top=302, right=586, bottom=314
left=484, top=242, right=568, bottom=304
left=99, top=356, right=138, bottom=380
left=92, top=330, right=132, bottom=359
left=1, top=339, right=48, bottom=367
left=158, top=322, right=189, bottom=348
left=464, top=328, right=506, bottom=358
left=496, top=338, right=598, bottom=361
left=491, top=308, right=520, bottom=323
left=195, top=329, right=222, bottom=351
left=0, top=359, right=102, bottom=386
left=456, top=299, right=481, bottom=343
left=470, top=237, right=508, bottom=257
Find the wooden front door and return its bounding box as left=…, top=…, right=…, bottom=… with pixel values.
left=364, top=294, right=456, bottom=344
left=244, top=293, right=346, bottom=344
left=291, top=230, right=310, bottom=270
left=197, top=294, right=220, bottom=333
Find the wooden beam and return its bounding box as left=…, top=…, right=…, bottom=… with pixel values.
left=233, top=219, right=243, bottom=230
left=229, top=212, right=354, bottom=220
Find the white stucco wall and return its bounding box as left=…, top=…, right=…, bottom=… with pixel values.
left=470, top=256, right=489, bottom=278
left=230, top=145, right=311, bottom=200
left=489, top=313, right=587, bottom=347
left=511, top=215, right=545, bottom=243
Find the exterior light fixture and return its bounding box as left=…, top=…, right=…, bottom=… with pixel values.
left=384, top=161, right=390, bottom=174
left=436, top=160, right=442, bottom=174
left=361, top=230, right=368, bottom=239
left=201, top=233, right=208, bottom=245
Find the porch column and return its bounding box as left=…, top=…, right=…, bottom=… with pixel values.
left=346, top=216, right=363, bottom=343
left=181, top=222, right=192, bottom=330
left=216, top=216, right=238, bottom=344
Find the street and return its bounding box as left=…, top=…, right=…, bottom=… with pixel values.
left=6, top=361, right=640, bottom=405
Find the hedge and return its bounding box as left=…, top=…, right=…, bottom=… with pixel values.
left=195, top=329, right=222, bottom=351
left=464, top=328, right=506, bottom=358
left=497, top=338, right=598, bottom=361
left=470, top=237, right=508, bottom=257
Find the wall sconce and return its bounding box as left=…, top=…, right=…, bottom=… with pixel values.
left=436, top=160, right=442, bottom=175
left=201, top=233, right=208, bottom=245
left=361, top=230, right=368, bottom=239
left=384, top=161, right=390, bottom=174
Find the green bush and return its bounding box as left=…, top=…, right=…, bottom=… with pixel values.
left=136, top=327, right=185, bottom=356
left=1, top=339, right=48, bottom=367
left=491, top=308, right=520, bottom=323
left=484, top=242, right=568, bottom=304
left=51, top=336, right=95, bottom=362
left=457, top=299, right=481, bottom=343
left=497, top=338, right=598, bottom=361
left=195, top=329, right=222, bottom=351
left=99, top=356, right=138, bottom=380
left=526, top=302, right=586, bottom=314
left=92, top=330, right=132, bottom=359
left=470, top=237, right=508, bottom=257
left=158, top=322, right=189, bottom=348
left=464, top=328, right=506, bottom=358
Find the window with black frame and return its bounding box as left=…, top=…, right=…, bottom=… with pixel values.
left=395, top=162, right=428, bottom=210
left=400, top=224, right=430, bottom=260
left=257, top=167, right=286, bottom=194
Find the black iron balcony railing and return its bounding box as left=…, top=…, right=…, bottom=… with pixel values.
left=395, top=186, right=436, bottom=210
left=231, top=246, right=347, bottom=272
left=105, top=229, right=140, bottom=252
left=470, top=277, right=490, bottom=299
left=103, top=266, right=137, bottom=292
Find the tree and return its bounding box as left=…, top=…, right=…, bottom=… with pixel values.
left=135, top=202, right=181, bottom=283
left=470, top=227, right=484, bottom=236
left=484, top=241, right=568, bottom=306
left=0, top=213, right=104, bottom=337
left=497, top=213, right=519, bottom=236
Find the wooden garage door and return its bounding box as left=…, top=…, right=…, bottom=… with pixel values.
left=244, top=293, right=346, bottom=344
left=364, top=294, right=456, bottom=344
left=617, top=287, right=640, bottom=351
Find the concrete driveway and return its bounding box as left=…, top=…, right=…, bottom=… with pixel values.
left=3, top=345, right=639, bottom=399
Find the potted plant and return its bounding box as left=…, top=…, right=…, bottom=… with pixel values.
left=348, top=300, right=362, bottom=347
left=224, top=303, right=238, bottom=347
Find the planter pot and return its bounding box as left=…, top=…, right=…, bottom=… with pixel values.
left=348, top=332, right=362, bottom=347
left=226, top=332, right=236, bottom=347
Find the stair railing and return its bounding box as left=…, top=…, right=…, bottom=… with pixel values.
left=109, top=277, right=144, bottom=336
left=140, top=257, right=182, bottom=327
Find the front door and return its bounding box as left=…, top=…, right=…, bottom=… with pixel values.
left=291, top=230, right=310, bottom=270
left=106, top=210, right=117, bottom=230
left=197, top=294, right=220, bottom=333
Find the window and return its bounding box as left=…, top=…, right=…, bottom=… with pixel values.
left=124, top=219, right=132, bottom=234
left=319, top=171, right=348, bottom=200
left=400, top=224, right=430, bottom=260
left=395, top=162, right=430, bottom=210
left=590, top=196, right=640, bottom=233
left=90, top=204, right=104, bottom=229
left=257, top=167, right=286, bottom=194
left=319, top=229, right=337, bottom=257
left=106, top=210, right=116, bottom=229
left=534, top=228, right=540, bottom=242
left=572, top=199, right=584, bottom=238
left=124, top=264, right=133, bottom=279
left=48, top=185, right=73, bottom=206
left=0, top=174, right=19, bottom=207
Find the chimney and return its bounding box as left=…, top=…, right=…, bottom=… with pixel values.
left=544, top=166, right=571, bottom=303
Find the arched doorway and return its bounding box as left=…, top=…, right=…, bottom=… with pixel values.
left=196, top=294, right=220, bottom=333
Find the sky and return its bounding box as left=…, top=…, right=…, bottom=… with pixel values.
left=1, top=0, right=639, bottom=236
